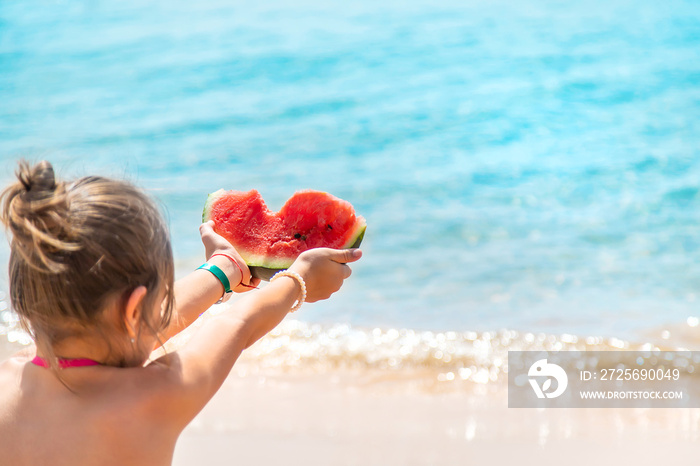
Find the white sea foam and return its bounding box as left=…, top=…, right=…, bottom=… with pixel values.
left=3, top=291, right=699, bottom=387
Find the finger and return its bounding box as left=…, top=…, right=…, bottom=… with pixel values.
left=242, top=264, right=252, bottom=286
left=328, top=248, right=362, bottom=264
left=340, top=263, right=352, bottom=279
left=235, top=276, right=262, bottom=293
left=231, top=257, right=252, bottom=286
left=241, top=262, right=260, bottom=289
left=199, top=221, right=215, bottom=238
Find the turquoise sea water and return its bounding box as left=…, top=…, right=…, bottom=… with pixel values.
left=1, top=0, right=700, bottom=343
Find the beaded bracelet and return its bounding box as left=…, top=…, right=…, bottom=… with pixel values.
left=270, top=270, right=306, bottom=313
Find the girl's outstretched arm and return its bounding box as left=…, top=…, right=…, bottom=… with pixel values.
left=158, top=222, right=260, bottom=342
left=147, top=222, right=362, bottom=428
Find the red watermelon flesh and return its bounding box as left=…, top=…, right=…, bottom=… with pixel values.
left=203, top=189, right=366, bottom=280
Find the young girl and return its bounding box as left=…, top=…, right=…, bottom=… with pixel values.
left=0, top=160, right=361, bottom=465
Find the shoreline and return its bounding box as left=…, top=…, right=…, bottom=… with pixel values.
left=4, top=299, right=700, bottom=382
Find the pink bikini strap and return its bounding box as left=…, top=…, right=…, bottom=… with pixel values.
left=31, top=356, right=102, bottom=369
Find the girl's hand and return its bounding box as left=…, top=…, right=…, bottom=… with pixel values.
left=199, top=220, right=260, bottom=292
left=289, top=248, right=362, bottom=302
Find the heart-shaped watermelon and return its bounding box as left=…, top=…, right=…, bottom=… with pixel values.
left=203, top=189, right=366, bottom=280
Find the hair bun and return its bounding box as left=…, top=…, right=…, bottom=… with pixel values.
left=1, top=160, right=74, bottom=273
left=18, top=160, right=56, bottom=197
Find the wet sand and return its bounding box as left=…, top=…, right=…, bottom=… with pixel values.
left=173, top=361, right=700, bottom=466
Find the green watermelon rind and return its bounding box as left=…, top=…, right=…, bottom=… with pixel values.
left=202, top=189, right=226, bottom=224
left=249, top=223, right=365, bottom=280
left=202, top=189, right=366, bottom=280
left=237, top=218, right=366, bottom=271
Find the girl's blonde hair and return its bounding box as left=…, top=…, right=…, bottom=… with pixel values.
left=0, top=160, right=174, bottom=366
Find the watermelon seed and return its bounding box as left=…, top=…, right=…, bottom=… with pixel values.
left=301, top=235, right=307, bottom=241
left=327, top=224, right=333, bottom=230
left=294, top=233, right=301, bottom=239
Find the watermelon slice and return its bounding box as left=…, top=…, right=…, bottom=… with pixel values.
left=203, top=189, right=366, bottom=280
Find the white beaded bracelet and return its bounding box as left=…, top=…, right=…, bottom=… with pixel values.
left=270, top=270, right=306, bottom=313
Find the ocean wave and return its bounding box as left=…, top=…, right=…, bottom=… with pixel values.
left=239, top=320, right=700, bottom=382
left=4, top=298, right=700, bottom=386
left=159, top=305, right=700, bottom=384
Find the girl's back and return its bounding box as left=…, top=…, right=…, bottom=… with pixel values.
left=0, top=352, right=176, bottom=465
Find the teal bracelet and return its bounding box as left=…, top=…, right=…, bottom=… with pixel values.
left=197, top=263, right=232, bottom=296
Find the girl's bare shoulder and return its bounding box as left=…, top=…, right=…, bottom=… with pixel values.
left=0, top=349, right=33, bottom=388
left=0, top=351, right=37, bottom=447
